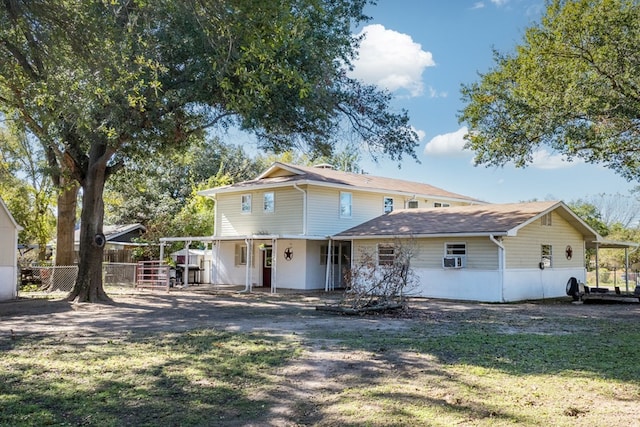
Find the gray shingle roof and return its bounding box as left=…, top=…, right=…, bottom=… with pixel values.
left=200, top=162, right=483, bottom=203
left=334, top=201, right=594, bottom=238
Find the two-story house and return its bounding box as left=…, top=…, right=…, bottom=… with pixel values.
left=196, top=162, right=484, bottom=292
left=163, top=162, right=630, bottom=302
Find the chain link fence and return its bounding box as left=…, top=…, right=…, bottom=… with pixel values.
left=19, top=263, right=138, bottom=293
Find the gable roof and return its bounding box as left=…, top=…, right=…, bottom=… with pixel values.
left=74, top=223, right=146, bottom=244
left=199, top=162, right=484, bottom=204
left=0, top=196, right=23, bottom=231
left=334, top=201, right=600, bottom=240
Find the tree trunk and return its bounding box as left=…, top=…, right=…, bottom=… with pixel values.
left=67, top=145, right=112, bottom=303
left=55, top=181, right=79, bottom=266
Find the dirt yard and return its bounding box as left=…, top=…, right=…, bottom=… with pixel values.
left=2, top=289, right=639, bottom=426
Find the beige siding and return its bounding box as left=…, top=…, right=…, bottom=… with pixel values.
left=353, top=237, right=499, bottom=270
left=216, top=188, right=303, bottom=237
left=307, top=187, right=471, bottom=236
left=503, top=211, right=585, bottom=269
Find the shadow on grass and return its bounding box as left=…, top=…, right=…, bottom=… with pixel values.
left=0, top=330, right=297, bottom=426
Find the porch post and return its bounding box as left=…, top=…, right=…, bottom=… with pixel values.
left=595, top=242, right=600, bottom=289
left=271, top=238, right=277, bottom=294
left=184, top=241, right=191, bottom=288
left=159, top=242, right=165, bottom=263
left=324, top=238, right=332, bottom=292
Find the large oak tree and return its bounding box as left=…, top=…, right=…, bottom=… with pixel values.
left=460, top=0, right=640, bottom=179
left=0, top=0, right=418, bottom=302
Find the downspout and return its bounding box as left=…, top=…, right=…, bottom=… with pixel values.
left=489, top=235, right=506, bottom=302
left=293, top=184, right=307, bottom=235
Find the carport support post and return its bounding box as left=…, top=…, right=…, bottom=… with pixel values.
left=184, top=241, right=190, bottom=288
left=159, top=242, right=165, bottom=263
left=595, top=242, right=600, bottom=289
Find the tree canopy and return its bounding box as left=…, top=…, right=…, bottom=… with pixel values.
left=0, top=0, right=418, bottom=302
left=460, top=0, right=640, bottom=180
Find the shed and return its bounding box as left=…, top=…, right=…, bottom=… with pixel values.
left=0, top=197, right=23, bottom=300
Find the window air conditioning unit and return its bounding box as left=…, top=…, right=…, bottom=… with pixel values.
left=443, top=256, right=464, bottom=269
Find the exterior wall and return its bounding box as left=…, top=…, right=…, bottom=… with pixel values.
left=351, top=231, right=586, bottom=302
left=502, top=268, right=586, bottom=302
left=306, top=187, right=469, bottom=236
left=503, top=211, right=585, bottom=270
left=306, top=240, right=330, bottom=290
left=0, top=208, right=19, bottom=300
left=216, top=188, right=304, bottom=237
left=352, top=237, right=499, bottom=270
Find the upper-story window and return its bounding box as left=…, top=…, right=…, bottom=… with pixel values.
left=407, top=200, right=418, bottom=209
left=241, top=194, right=252, bottom=214
left=340, top=192, right=352, bottom=218
left=541, top=213, right=552, bottom=226
left=263, top=192, right=275, bottom=213
left=434, top=202, right=450, bottom=208
left=383, top=197, right=394, bottom=213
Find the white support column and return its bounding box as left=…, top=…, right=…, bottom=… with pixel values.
left=271, top=238, right=277, bottom=294
left=184, top=241, right=191, bottom=288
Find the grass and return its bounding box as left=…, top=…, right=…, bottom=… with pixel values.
left=0, top=331, right=301, bottom=426
left=2, top=299, right=639, bottom=426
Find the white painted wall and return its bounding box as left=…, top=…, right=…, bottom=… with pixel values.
left=412, top=269, right=504, bottom=302
left=273, top=239, right=308, bottom=290
left=0, top=220, right=19, bottom=301
left=502, top=268, right=585, bottom=302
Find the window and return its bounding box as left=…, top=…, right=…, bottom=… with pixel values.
left=340, top=192, right=352, bottom=218
left=434, top=202, right=450, bottom=208
left=235, top=244, right=248, bottom=266
left=263, top=192, right=274, bottom=213
left=541, top=244, right=552, bottom=267
left=378, top=244, right=395, bottom=265
left=383, top=197, right=394, bottom=213
left=407, top=200, right=418, bottom=209
left=241, top=194, right=252, bottom=213
left=445, top=242, right=467, bottom=256
left=320, top=245, right=339, bottom=265
left=541, top=213, right=552, bottom=226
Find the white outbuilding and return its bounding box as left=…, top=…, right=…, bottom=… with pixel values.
left=0, top=197, right=22, bottom=300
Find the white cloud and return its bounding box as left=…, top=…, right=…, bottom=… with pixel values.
left=530, top=149, right=583, bottom=169
left=471, top=2, right=485, bottom=9
left=412, top=126, right=426, bottom=142
left=490, top=0, right=509, bottom=6
left=424, top=127, right=473, bottom=157
left=351, top=24, right=435, bottom=97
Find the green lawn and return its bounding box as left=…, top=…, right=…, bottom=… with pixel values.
left=1, top=300, right=639, bottom=426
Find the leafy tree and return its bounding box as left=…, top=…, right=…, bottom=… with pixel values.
left=460, top=0, right=640, bottom=180
left=568, top=200, right=610, bottom=237
left=0, top=126, right=56, bottom=261
left=0, top=1, right=418, bottom=302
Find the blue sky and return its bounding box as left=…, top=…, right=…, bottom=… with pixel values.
left=348, top=0, right=638, bottom=204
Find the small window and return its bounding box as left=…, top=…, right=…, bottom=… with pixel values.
left=320, top=245, right=339, bottom=265
left=407, top=200, right=418, bottom=209
left=445, top=242, right=467, bottom=256
left=241, top=194, right=252, bottom=213
left=434, top=202, right=450, bottom=208
left=378, top=244, right=395, bottom=265
left=541, top=244, right=552, bottom=267
left=340, top=192, right=352, bottom=218
left=541, top=213, right=552, bottom=226
left=263, top=192, right=275, bottom=213
left=235, top=244, right=248, bottom=266
left=383, top=197, right=394, bottom=213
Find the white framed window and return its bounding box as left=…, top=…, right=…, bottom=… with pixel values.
left=340, top=192, right=352, bottom=218
left=407, top=200, right=418, bottom=209
left=383, top=197, right=394, bottom=213
left=444, top=242, right=467, bottom=268
left=434, top=202, right=450, bottom=208
left=541, top=244, right=552, bottom=267
left=445, top=242, right=467, bottom=256
left=235, top=244, right=248, bottom=266
left=241, top=194, right=252, bottom=214
left=378, top=244, right=395, bottom=265
left=320, top=245, right=339, bottom=265
left=263, top=192, right=275, bottom=213
left=541, top=213, right=552, bottom=226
